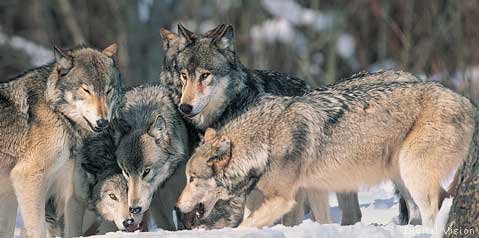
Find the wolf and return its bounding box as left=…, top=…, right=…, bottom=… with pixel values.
left=115, top=85, right=189, bottom=231
left=176, top=70, right=423, bottom=228
left=0, top=44, right=121, bottom=238
left=177, top=75, right=474, bottom=228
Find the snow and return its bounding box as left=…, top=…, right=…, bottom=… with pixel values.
left=12, top=181, right=455, bottom=238
left=261, top=0, right=333, bottom=31
left=0, top=28, right=53, bottom=66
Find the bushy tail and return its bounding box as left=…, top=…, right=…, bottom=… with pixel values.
left=446, top=106, right=479, bottom=198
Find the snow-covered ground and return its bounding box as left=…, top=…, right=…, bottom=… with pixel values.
left=14, top=182, right=454, bottom=238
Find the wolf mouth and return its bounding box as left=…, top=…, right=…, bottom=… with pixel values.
left=82, top=116, right=102, bottom=133
left=195, top=203, right=205, bottom=219
left=124, top=223, right=140, bottom=232
left=185, top=101, right=209, bottom=119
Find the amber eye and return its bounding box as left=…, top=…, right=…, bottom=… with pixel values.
left=142, top=168, right=151, bottom=178
left=108, top=193, right=118, bottom=201
left=200, top=73, right=210, bottom=81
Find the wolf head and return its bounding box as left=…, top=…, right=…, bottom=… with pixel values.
left=177, top=128, right=236, bottom=220
left=80, top=128, right=142, bottom=232
left=173, top=24, right=247, bottom=129
left=92, top=173, right=141, bottom=232
left=116, top=86, right=188, bottom=220
left=46, top=44, right=122, bottom=133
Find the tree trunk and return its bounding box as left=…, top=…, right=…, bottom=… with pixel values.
left=445, top=109, right=479, bottom=238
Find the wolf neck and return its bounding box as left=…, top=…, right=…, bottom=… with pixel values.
left=208, top=68, right=263, bottom=130
left=159, top=68, right=182, bottom=106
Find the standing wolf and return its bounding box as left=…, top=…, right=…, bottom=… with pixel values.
left=0, top=44, right=121, bottom=238
left=179, top=70, right=423, bottom=228
left=177, top=77, right=474, bottom=228
left=115, top=85, right=189, bottom=230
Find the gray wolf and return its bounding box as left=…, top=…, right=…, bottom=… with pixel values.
left=177, top=74, right=474, bottom=228
left=176, top=70, right=423, bottom=228
left=115, top=85, right=189, bottom=230
left=0, top=44, right=121, bottom=238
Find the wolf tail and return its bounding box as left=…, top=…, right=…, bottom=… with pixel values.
left=445, top=106, right=479, bottom=198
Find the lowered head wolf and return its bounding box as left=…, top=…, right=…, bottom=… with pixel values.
left=115, top=85, right=189, bottom=229
left=0, top=44, right=121, bottom=238
left=80, top=128, right=140, bottom=232
left=176, top=70, right=423, bottom=229
left=177, top=75, right=474, bottom=228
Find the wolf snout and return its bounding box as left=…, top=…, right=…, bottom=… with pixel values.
left=96, top=119, right=109, bottom=129
left=122, top=218, right=140, bottom=232
left=129, top=206, right=142, bottom=214
left=92, top=118, right=109, bottom=132
left=179, top=104, right=193, bottom=115
left=123, top=218, right=134, bottom=228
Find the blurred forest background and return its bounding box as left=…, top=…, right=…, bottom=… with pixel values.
left=1, top=0, right=478, bottom=102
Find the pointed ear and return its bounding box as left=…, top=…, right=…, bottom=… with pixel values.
left=204, top=128, right=217, bottom=142
left=204, top=24, right=226, bottom=38
left=212, top=25, right=234, bottom=51
left=207, top=136, right=232, bottom=171
left=53, top=45, right=73, bottom=75
left=160, top=28, right=179, bottom=50
left=177, top=23, right=196, bottom=44
left=149, top=115, right=166, bottom=138
left=102, top=43, right=118, bottom=57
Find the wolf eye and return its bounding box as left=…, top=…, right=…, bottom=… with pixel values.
left=189, top=176, right=195, bottom=183
left=143, top=168, right=151, bottom=178
left=200, top=73, right=210, bottom=81
left=181, top=72, right=187, bottom=79
left=106, top=88, right=112, bottom=95
left=108, top=193, right=118, bottom=201
left=82, top=87, right=91, bottom=95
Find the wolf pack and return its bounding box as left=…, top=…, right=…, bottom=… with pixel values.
left=0, top=23, right=476, bottom=238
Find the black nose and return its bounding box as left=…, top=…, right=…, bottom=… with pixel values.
left=179, top=104, right=193, bottom=115
left=129, top=206, right=142, bottom=214
left=96, top=119, right=109, bottom=129
left=122, top=218, right=134, bottom=228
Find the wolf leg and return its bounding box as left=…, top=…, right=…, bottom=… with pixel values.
left=281, top=188, right=305, bottom=226
left=306, top=188, right=331, bottom=224
left=244, top=189, right=264, bottom=219
left=0, top=177, right=18, bottom=238
left=11, top=169, right=47, bottom=238
left=399, top=157, right=442, bottom=227
left=336, top=192, right=362, bottom=225
left=64, top=195, right=86, bottom=237
left=240, top=195, right=295, bottom=228
left=393, top=180, right=421, bottom=225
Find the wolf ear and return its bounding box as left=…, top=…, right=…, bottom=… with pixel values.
left=149, top=115, right=166, bottom=138
left=204, top=24, right=226, bottom=38
left=212, top=25, right=234, bottom=52
left=160, top=28, right=179, bottom=50
left=102, top=43, right=118, bottom=57
left=53, top=46, right=73, bottom=75
left=177, top=23, right=196, bottom=44
left=204, top=128, right=217, bottom=142
left=207, top=136, right=232, bottom=171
